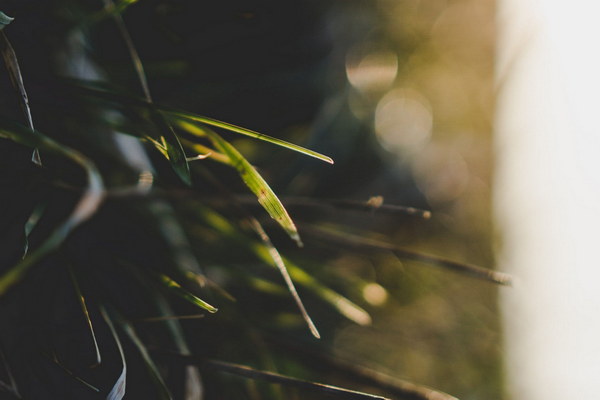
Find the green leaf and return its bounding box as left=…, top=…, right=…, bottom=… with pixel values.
left=159, top=274, right=218, bottom=313
left=0, top=12, right=13, bottom=30
left=101, top=0, right=191, bottom=184
left=66, top=79, right=333, bottom=164
left=165, top=110, right=333, bottom=164
left=150, top=109, right=191, bottom=185
left=0, top=120, right=104, bottom=295
left=247, top=219, right=320, bottom=338
left=177, top=120, right=303, bottom=246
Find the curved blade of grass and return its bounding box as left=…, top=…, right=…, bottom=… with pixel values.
left=304, top=224, right=513, bottom=286
left=0, top=30, right=41, bottom=164
left=100, top=307, right=127, bottom=400
left=117, top=314, right=173, bottom=400
left=68, top=265, right=101, bottom=367
left=159, top=274, right=218, bottom=313
left=0, top=12, right=13, bottom=29
left=0, top=120, right=105, bottom=295
left=165, top=111, right=333, bottom=164
left=177, top=120, right=302, bottom=246
left=65, top=79, right=333, bottom=163
left=44, top=353, right=101, bottom=393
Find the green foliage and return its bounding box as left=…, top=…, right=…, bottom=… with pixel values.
left=0, top=2, right=507, bottom=399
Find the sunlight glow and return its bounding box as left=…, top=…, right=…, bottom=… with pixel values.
left=496, top=1, right=600, bottom=399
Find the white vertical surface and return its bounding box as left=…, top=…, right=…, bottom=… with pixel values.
left=496, top=1, right=600, bottom=399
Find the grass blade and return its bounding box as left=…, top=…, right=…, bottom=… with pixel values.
left=195, top=204, right=319, bottom=336
left=155, top=352, right=391, bottom=400
left=177, top=120, right=303, bottom=246
left=159, top=274, right=218, bottom=313
left=150, top=111, right=191, bottom=185
left=234, top=195, right=432, bottom=219
left=248, top=219, right=320, bottom=338
left=68, top=265, right=102, bottom=367
left=65, top=79, right=333, bottom=163
left=0, top=30, right=41, bottom=164
left=267, top=337, right=459, bottom=400
left=100, top=307, right=127, bottom=400
left=0, top=120, right=105, bottom=295
left=44, top=354, right=101, bottom=393
left=103, top=0, right=150, bottom=101
left=22, top=203, right=46, bottom=258
left=116, top=314, right=173, bottom=400
left=285, top=260, right=372, bottom=326
left=101, top=0, right=190, bottom=185
left=166, top=111, right=333, bottom=164
left=197, top=205, right=369, bottom=326
left=304, top=224, right=513, bottom=286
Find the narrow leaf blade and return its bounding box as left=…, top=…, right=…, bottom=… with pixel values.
left=118, top=316, right=173, bottom=400
left=159, top=274, right=218, bottom=313
left=167, top=110, right=333, bottom=164
left=68, top=265, right=102, bottom=367
left=176, top=120, right=303, bottom=246
left=100, top=307, right=127, bottom=400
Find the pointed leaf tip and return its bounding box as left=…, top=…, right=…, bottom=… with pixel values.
left=0, top=12, right=14, bottom=30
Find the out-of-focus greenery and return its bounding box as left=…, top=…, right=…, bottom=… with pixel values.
left=0, top=1, right=504, bottom=399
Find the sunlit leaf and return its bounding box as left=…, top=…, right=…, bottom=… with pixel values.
left=150, top=110, right=191, bottom=185
left=159, top=274, right=218, bottom=313
left=166, top=110, right=333, bottom=164
left=66, top=79, right=333, bottom=163
left=177, top=120, right=303, bottom=246
left=248, top=218, right=320, bottom=338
